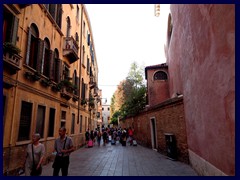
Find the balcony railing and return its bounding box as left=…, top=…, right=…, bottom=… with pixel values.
left=3, top=51, right=22, bottom=74
left=60, top=86, right=73, bottom=100
left=89, top=76, right=96, bottom=89
left=63, top=36, right=79, bottom=64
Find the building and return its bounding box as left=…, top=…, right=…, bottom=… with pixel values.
left=120, top=4, right=235, bottom=176
left=102, top=104, right=110, bottom=128
left=166, top=4, right=235, bottom=176
left=3, top=4, right=100, bottom=175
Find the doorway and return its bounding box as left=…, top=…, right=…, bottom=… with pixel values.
left=150, top=118, right=157, bottom=150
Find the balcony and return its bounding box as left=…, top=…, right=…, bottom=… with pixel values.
left=89, top=76, right=96, bottom=89
left=3, top=43, right=22, bottom=74
left=63, top=36, right=79, bottom=64
left=60, top=86, right=73, bottom=100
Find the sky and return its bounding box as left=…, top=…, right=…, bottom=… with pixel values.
left=85, top=4, right=170, bottom=104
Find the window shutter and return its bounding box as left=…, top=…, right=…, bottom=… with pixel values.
left=87, top=34, right=90, bottom=46
left=49, top=4, right=56, bottom=20
left=76, top=77, right=80, bottom=95
left=57, top=59, right=63, bottom=83
left=56, top=5, right=62, bottom=28
left=40, top=42, right=46, bottom=73
left=49, top=50, right=54, bottom=80
left=25, top=27, right=32, bottom=65
left=37, top=39, right=44, bottom=73
left=10, top=16, right=19, bottom=45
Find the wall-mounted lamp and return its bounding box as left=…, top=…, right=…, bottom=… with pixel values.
left=155, top=4, right=160, bottom=17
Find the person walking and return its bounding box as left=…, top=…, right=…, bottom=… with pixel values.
left=85, top=129, right=90, bottom=146
left=52, top=127, right=74, bottom=176
left=23, top=133, right=45, bottom=176
left=97, top=130, right=102, bottom=147
left=128, top=127, right=134, bottom=146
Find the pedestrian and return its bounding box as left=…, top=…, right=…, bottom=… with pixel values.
left=52, top=127, right=74, bottom=176
left=121, top=130, right=127, bottom=146
left=97, top=130, right=102, bottom=147
left=128, top=127, right=134, bottom=146
left=85, top=128, right=90, bottom=146
left=102, top=130, right=108, bottom=146
left=23, top=133, right=45, bottom=176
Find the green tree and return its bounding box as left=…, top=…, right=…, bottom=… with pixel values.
left=111, top=61, right=146, bottom=119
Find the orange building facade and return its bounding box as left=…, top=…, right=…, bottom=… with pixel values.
left=3, top=4, right=101, bottom=175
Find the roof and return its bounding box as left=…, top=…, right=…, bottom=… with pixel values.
left=145, top=63, right=168, bottom=79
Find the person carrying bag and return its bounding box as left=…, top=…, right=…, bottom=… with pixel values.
left=23, top=133, right=45, bottom=176
left=52, top=127, right=74, bottom=176
left=30, top=144, right=42, bottom=176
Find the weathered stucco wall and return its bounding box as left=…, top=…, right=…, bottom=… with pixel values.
left=168, top=4, right=235, bottom=175
left=120, top=97, right=189, bottom=163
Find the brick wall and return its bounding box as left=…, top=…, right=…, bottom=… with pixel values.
left=120, top=96, right=189, bottom=163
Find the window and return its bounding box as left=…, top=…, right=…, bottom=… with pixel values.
left=83, top=21, right=85, bottom=37
left=3, top=8, right=19, bottom=44
left=80, top=115, right=83, bottom=133
left=102, top=107, right=104, bottom=111
left=75, top=32, right=79, bottom=43
left=36, top=105, right=46, bottom=138
left=26, top=24, right=40, bottom=70
left=87, top=57, right=90, bottom=73
left=73, top=70, right=79, bottom=95
left=87, top=33, right=90, bottom=46
left=61, top=111, right=66, bottom=128
left=63, top=64, right=70, bottom=80
left=85, top=117, right=87, bottom=131
left=81, top=79, right=86, bottom=100
left=71, top=113, right=75, bottom=134
left=154, top=71, right=168, bottom=80
left=53, top=49, right=60, bottom=83
left=107, top=107, right=110, bottom=111
left=76, top=5, right=79, bottom=21
left=66, top=17, right=71, bottom=37
left=45, top=4, right=62, bottom=28
left=48, top=108, right=55, bottom=137
left=18, top=101, right=33, bottom=141
left=82, top=46, right=85, bottom=66
left=42, top=38, right=51, bottom=78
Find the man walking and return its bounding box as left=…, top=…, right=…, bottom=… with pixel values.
left=52, top=127, right=74, bottom=176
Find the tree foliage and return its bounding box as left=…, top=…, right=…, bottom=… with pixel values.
left=110, top=61, right=146, bottom=122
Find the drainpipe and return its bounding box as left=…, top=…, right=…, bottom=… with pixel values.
left=77, top=4, right=83, bottom=135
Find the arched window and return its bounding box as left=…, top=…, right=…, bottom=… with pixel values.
left=66, top=17, right=71, bottom=37
left=26, top=23, right=39, bottom=70
left=42, top=38, right=51, bottom=77
left=154, top=71, right=168, bottom=80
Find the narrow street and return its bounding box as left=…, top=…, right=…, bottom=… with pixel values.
left=39, top=141, right=197, bottom=176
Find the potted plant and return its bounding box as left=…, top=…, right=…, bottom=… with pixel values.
left=3, top=42, right=21, bottom=55
left=81, top=99, right=87, bottom=106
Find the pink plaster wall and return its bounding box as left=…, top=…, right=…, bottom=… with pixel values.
left=168, top=4, right=235, bottom=175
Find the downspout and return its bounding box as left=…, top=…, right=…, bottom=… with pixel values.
left=78, top=4, right=83, bottom=135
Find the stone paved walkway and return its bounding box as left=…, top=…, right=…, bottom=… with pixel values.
left=40, top=140, right=198, bottom=176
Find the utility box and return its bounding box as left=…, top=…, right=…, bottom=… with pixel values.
left=164, top=133, right=177, bottom=160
